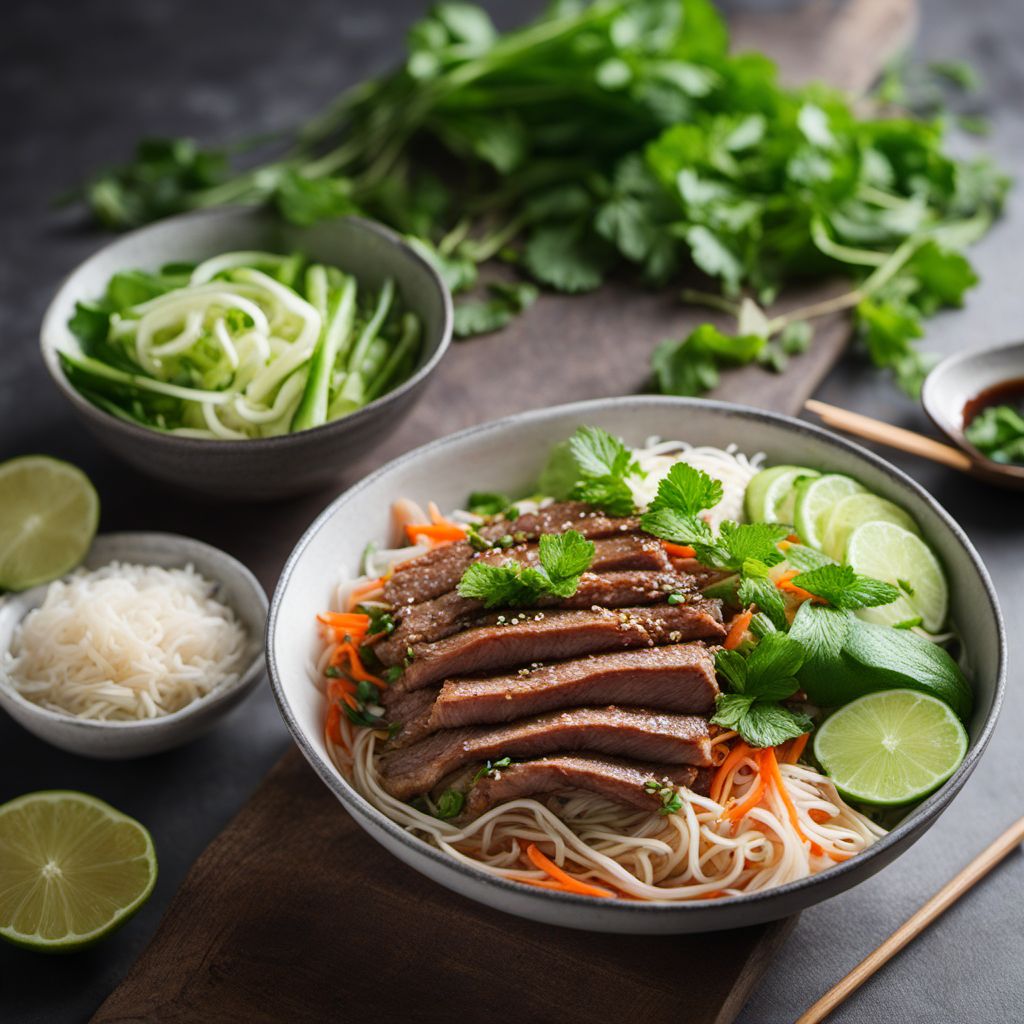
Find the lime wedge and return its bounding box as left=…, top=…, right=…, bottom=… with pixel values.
left=0, top=456, right=99, bottom=591
left=745, top=465, right=819, bottom=523
left=845, top=521, right=948, bottom=632
left=793, top=474, right=865, bottom=549
left=820, top=492, right=918, bottom=562
left=0, top=791, right=157, bottom=951
left=813, top=689, right=968, bottom=805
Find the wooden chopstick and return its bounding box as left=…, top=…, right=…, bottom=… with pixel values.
left=795, top=815, right=1024, bottom=1024
left=804, top=399, right=974, bottom=472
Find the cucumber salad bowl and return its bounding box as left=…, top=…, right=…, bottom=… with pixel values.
left=40, top=208, right=453, bottom=500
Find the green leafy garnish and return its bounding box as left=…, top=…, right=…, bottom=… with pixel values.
left=466, top=491, right=517, bottom=518
left=642, top=779, right=684, bottom=816
left=639, top=461, right=720, bottom=544
left=457, top=529, right=595, bottom=608
left=472, top=757, right=513, bottom=783
left=711, top=633, right=813, bottom=748
left=435, top=789, right=465, bottom=819
left=790, top=564, right=900, bottom=610
left=538, top=426, right=643, bottom=515
left=964, top=405, right=1024, bottom=465
left=453, top=282, right=538, bottom=338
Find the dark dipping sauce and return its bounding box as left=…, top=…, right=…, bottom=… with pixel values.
left=963, top=377, right=1024, bottom=425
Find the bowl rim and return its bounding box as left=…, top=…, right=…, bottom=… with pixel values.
left=38, top=206, right=454, bottom=451
left=0, top=531, right=268, bottom=732
left=266, top=395, right=1006, bottom=916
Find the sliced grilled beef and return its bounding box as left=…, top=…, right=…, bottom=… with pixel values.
left=380, top=706, right=712, bottom=799
left=462, top=754, right=713, bottom=819
left=383, top=502, right=643, bottom=606
left=374, top=567, right=695, bottom=663
left=388, top=644, right=719, bottom=746
left=392, top=602, right=725, bottom=693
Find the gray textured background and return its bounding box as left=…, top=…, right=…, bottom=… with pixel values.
left=1, top=2, right=1022, bottom=1021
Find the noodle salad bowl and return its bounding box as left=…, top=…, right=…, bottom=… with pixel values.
left=267, top=397, right=1004, bottom=933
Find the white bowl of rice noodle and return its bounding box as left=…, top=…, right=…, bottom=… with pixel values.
left=0, top=532, right=267, bottom=759
left=267, top=396, right=1004, bottom=934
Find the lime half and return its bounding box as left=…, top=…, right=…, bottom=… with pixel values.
left=814, top=689, right=968, bottom=805
left=793, top=474, right=865, bottom=549
left=745, top=465, right=819, bottom=523
left=820, top=491, right=918, bottom=561
left=0, top=456, right=99, bottom=591
left=846, top=521, right=948, bottom=632
left=0, top=791, right=157, bottom=951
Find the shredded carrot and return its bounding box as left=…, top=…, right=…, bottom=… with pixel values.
left=346, top=577, right=385, bottom=610
left=762, top=747, right=814, bottom=848
left=339, top=690, right=359, bottom=711
left=325, top=702, right=343, bottom=744
left=318, top=611, right=372, bottom=631
left=808, top=808, right=831, bottom=824
left=784, top=732, right=811, bottom=764
left=696, top=890, right=725, bottom=900
left=723, top=609, right=753, bottom=650
left=343, top=643, right=387, bottom=686
left=405, top=522, right=467, bottom=544
left=662, top=541, right=697, bottom=558
left=327, top=677, right=356, bottom=699
left=828, top=850, right=853, bottom=862
left=711, top=740, right=753, bottom=804
left=785, top=533, right=800, bottom=544
left=775, top=570, right=824, bottom=604
left=525, top=843, right=614, bottom=899
left=722, top=769, right=766, bottom=826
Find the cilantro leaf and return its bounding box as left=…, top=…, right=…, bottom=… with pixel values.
left=456, top=529, right=594, bottom=607
left=522, top=223, right=611, bottom=293
left=639, top=507, right=713, bottom=546
left=652, top=325, right=766, bottom=397
left=453, top=281, right=537, bottom=338
left=791, top=564, right=900, bottom=610
left=537, top=531, right=596, bottom=595
left=648, top=462, right=723, bottom=516
left=549, top=425, right=643, bottom=516
left=569, top=426, right=637, bottom=479
left=693, top=521, right=788, bottom=572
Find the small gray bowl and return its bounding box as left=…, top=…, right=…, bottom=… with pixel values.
left=922, top=338, right=1024, bottom=488
left=40, top=208, right=453, bottom=500
left=0, top=532, right=267, bottom=759
left=267, top=396, right=1004, bottom=934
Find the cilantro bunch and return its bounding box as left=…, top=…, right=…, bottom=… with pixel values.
left=457, top=529, right=595, bottom=607
left=538, top=425, right=644, bottom=516
left=68, top=0, right=1007, bottom=395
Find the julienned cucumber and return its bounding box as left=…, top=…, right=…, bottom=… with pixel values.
left=789, top=603, right=971, bottom=719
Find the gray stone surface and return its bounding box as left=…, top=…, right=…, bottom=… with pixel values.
left=1, top=2, right=1022, bottom=1021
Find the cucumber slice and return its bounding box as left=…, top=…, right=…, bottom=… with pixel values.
left=744, top=465, right=819, bottom=523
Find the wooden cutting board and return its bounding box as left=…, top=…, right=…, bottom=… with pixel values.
left=91, top=3, right=916, bottom=1022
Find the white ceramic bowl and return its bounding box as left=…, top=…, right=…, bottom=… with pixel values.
left=267, top=397, right=1005, bottom=934
left=0, top=532, right=267, bottom=759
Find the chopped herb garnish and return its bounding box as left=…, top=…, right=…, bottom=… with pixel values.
left=457, top=529, right=595, bottom=608
left=472, top=756, right=513, bottom=783
left=643, top=779, right=684, bottom=816
left=324, top=665, right=342, bottom=678
left=667, top=592, right=686, bottom=605
left=385, top=665, right=403, bottom=683
left=435, top=789, right=465, bottom=819
left=466, top=491, right=517, bottom=518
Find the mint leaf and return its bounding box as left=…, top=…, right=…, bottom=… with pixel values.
left=648, top=462, right=723, bottom=516
left=538, top=530, right=595, bottom=593
left=710, top=692, right=755, bottom=729
left=783, top=544, right=836, bottom=573
left=714, top=648, right=748, bottom=692
left=744, top=632, right=804, bottom=700
left=737, top=569, right=787, bottom=631
left=792, top=564, right=900, bottom=610
left=735, top=703, right=813, bottom=748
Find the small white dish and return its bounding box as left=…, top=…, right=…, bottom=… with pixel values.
left=0, top=532, right=267, bottom=759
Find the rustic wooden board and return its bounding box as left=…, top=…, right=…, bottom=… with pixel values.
left=91, top=3, right=916, bottom=1022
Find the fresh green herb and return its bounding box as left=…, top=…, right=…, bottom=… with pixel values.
left=467, top=491, right=516, bottom=517
left=472, top=756, right=513, bottom=783
left=693, top=522, right=790, bottom=573
left=453, top=282, right=538, bottom=338
left=964, top=405, right=1024, bottom=464
left=711, top=633, right=813, bottom=748
left=324, top=665, right=342, bottom=679
left=457, top=529, right=595, bottom=607
left=639, top=461, right=720, bottom=545
left=737, top=558, right=787, bottom=630
left=67, top=2, right=1007, bottom=395
left=435, top=789, right=465, bottom=819
left=782, top=544, right=836, bottom=573
left=357, top=605, right=396, bottom=636
left=790, top=564, right=900, bottom=610
left=539, top=425, right=643, bottom=515
left=384, top=665, right=403, bottom=684
left=642, top=779, right=684, bottom=815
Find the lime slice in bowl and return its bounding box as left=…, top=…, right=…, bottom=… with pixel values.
left=0, top=456, right=99, bottom=591
left=820, top=492, right=918, bottom=561
left=846, top=521, right=948, bottom=632
left=745, top=465, right=819, bottom=523
left=792, top=474, right=865, bottom=549
left=0, top=791, right=157, bottom=952
left=813, top=689, right=968, bottom=806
